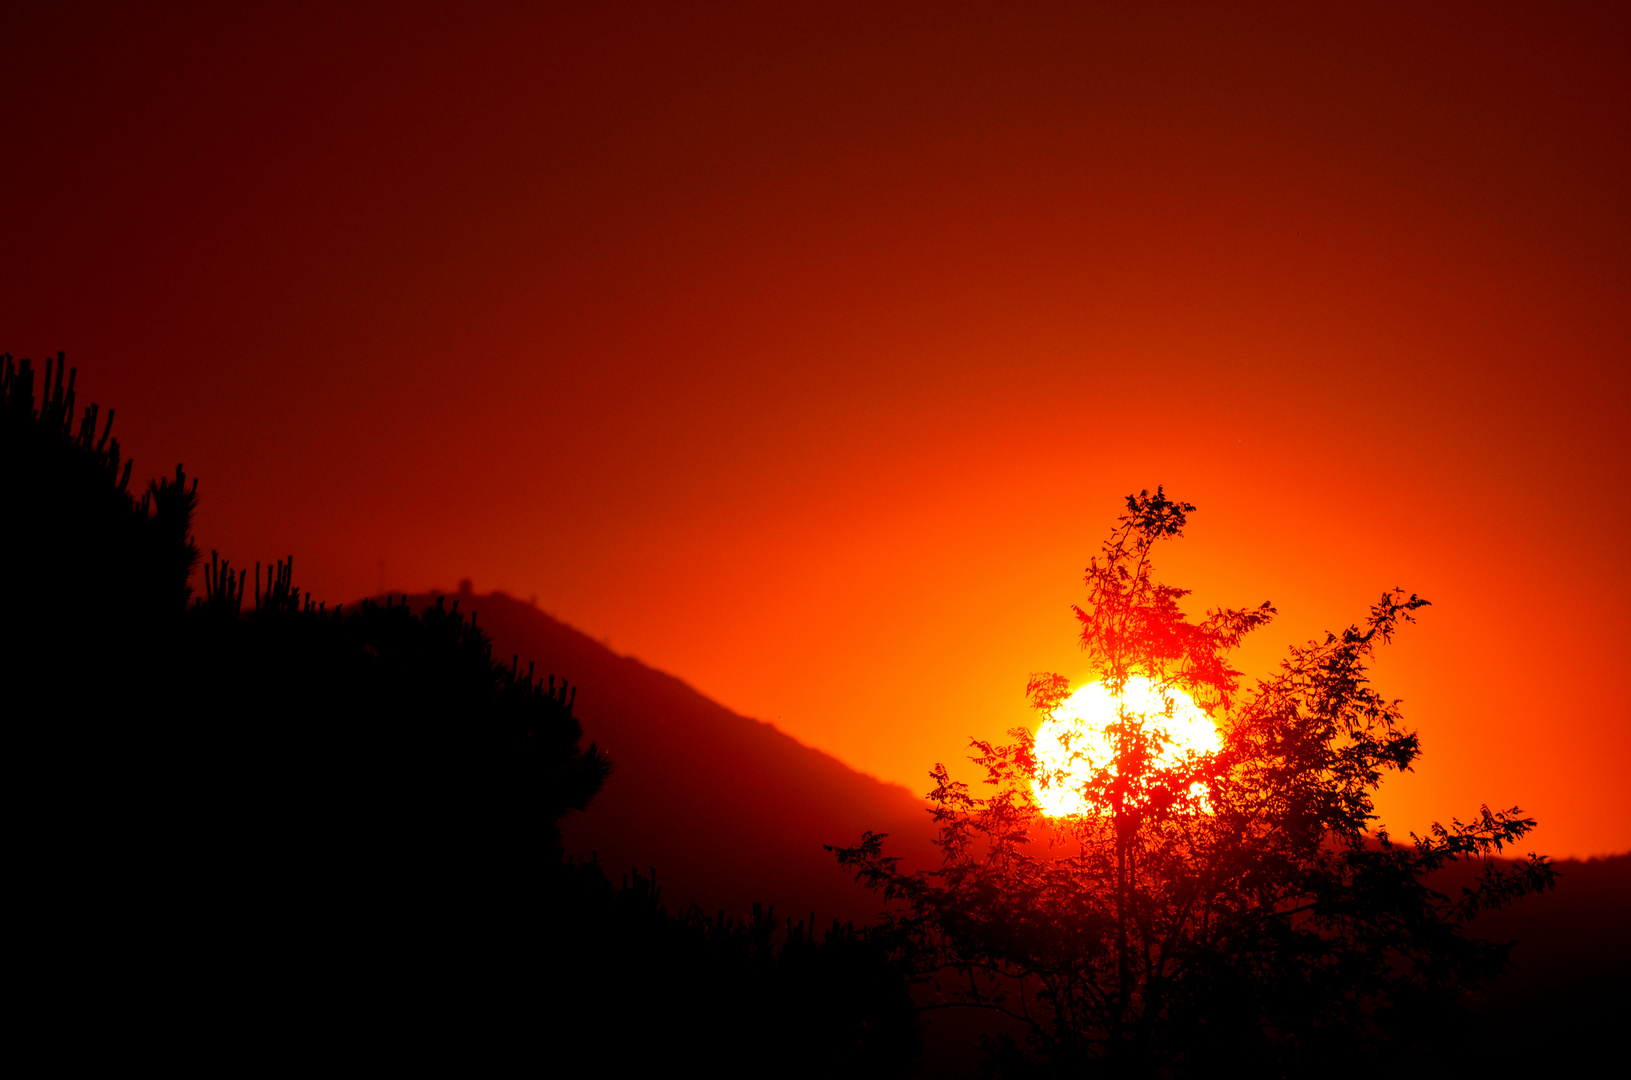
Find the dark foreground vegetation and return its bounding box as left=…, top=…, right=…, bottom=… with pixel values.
left=6, top=353, right=1621, bottom=1077
left=837, top=490, right=1576, bottom=1077
left=3, top=354, right=916, bottom=1074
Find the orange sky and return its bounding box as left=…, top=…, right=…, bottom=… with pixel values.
left=4, top=3, right=1627, bottom=855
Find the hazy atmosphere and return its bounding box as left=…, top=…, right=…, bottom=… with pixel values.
left=5, top=1, right=1626, bottom=859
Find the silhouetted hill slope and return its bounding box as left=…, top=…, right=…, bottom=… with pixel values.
left=1454, top=853, right=1630, bottom=1066
left=400, top=586, right=937, bottom=923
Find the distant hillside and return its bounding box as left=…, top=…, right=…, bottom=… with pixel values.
left=1454, top=853, right=1630, bottom=1065
left=400, top=586, right=937, bottom=923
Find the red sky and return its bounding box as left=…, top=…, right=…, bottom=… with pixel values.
left=4, top=2, right=1627, bottom=855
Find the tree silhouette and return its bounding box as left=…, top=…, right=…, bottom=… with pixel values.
left=4, top=353, right=610, bottom=1060
left=5, top=352, right=919, bottom=1074
left=5, top=353, right=207, bottom=1056
left=834, top=488, right=1554, bottom=1076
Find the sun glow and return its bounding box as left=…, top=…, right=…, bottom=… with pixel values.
left=1031, top=676, right=1221, bottom=817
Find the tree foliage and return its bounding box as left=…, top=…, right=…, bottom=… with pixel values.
left=5, top=352, right=918, bottom=1074
left=4, top=353, right=616, bottom=1060
left=835, top=488, right=1553, bottom=1075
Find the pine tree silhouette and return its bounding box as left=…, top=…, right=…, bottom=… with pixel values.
left=4, top=352, right=920, bottom=1075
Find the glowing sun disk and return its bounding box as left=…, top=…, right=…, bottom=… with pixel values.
left=1032, top=676, right=1220, bottom=817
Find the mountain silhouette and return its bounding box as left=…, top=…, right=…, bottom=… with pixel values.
left=399, top=585, right=937, bottom=923
left=1438, top=852, right=1630, bottom=1069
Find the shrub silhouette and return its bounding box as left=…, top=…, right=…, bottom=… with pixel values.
left=4, top=352, right=918, bottom=1074
left=5, top=352, right=614, bottom=1056
left=3, top=353, right=198, bottom=694
left=554, top=864, right=920, bottom=1075
left=834, top=488, right=1554, bottom=1077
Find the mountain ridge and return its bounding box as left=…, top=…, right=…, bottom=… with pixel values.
left=399, top=585, right=938, bottom=924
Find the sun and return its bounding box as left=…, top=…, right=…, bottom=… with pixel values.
left=1031, top=675, right=1221, bottom=817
